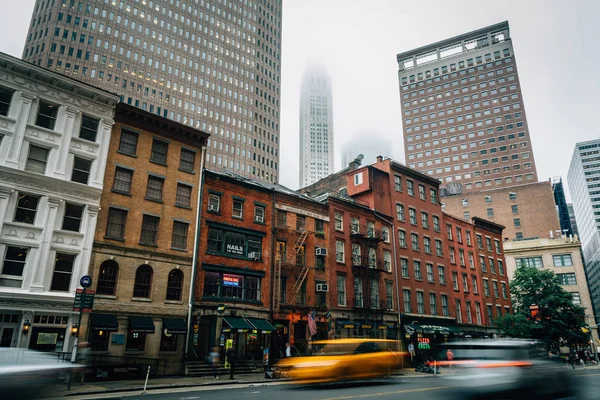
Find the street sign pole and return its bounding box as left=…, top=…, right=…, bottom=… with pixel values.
left=68, top=276, right=92, bottom=390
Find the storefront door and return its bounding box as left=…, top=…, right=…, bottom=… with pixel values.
left=0, top=326, right=16, bottom=347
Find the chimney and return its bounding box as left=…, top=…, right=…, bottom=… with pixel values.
left=377, top=155, right=383, bottom=163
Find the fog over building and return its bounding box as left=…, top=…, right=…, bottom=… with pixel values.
left=341, top=134, right=394, bottom=169
left=299, top=65, right=334, bottom=187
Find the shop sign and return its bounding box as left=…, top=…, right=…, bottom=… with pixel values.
left=247, top=333, right=258, bottom=340
left=226, top=243, right=245, bottom=255
left=223, top=274, right=241, bottom=287
left=361, top=324, right=372, bottom=329
left=343, top=324, right=355, bottom=329
left=418, top=337, right=431, bottom=350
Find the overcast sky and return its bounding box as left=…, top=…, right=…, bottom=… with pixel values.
left=2, top=0, right=599, bottom=194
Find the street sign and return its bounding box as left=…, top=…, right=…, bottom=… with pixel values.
left=217, top=304, right=227, bottom=314
left=80, top=275, right=92, bottom=288
left=73, top=288, right=95, bottom=312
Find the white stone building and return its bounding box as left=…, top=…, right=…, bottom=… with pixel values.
left=0, top=53, right=118, bottom=351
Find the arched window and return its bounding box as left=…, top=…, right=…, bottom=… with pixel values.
left=133, top=265, right=153, bottom=298
left=97, top=260, right=118, bottom=295
left=166, top=269, right=183, bottom=301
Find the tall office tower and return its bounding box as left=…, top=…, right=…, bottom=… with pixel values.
left=568, top=204, right=580, bottom=237
left=299, top=65, right=334, bottom=187
left=552, top=177, right=574, bottom=236
left=341, top=134, right=393, bottom=168
left=22, top=0, right=283, bottom=182
left=568, top=139, right=600, bottom=318
left=396, top=21, right=538, bottom=192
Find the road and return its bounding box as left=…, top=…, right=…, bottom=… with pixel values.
left=92, top=369, right=600, bottom=400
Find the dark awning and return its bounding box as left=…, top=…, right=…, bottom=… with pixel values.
left=404, top=324, right=460, bottom=334
left=246, top=318, right=276, bottom=332
left=90, top=314, right=119, bottom=332
left=336, top=320, right=358, bottom=329
left=129, top=316, right=155, bottom=334
left=163, top=318, right=187, bottom=334
left=223, top=317, right=253, bottom=331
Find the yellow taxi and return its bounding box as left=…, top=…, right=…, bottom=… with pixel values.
left=275, top=339, right=404, bottom=383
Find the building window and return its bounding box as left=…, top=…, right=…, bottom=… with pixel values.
left=398, top=229, right=407, bottom=247
left=557, top=273, right=577, bottom=285
left=208, top=194, right=220, bottom=213
left=385, top=280, right=393, bottom=310
left=97, top=260, right=118, bottom=295
left=396, top=204, right=405, bottom=221
left=414, top=260, right=422, bottom=280
left=466, top=231, right=472, bottom=246
left=179, top=149, right=195, bottom=172
left=456, top=300, right=463, bottom=323
left=334, top=212, right=343, bottom=230
left=25, top=145, right=49, bottom=174
left=232, top=199, right=244, bottom=218
left=446, top=224, right=453, bottom=240
left=337, top=275, right=346, bottom=307
left=407, top=180, right=415, bottom=196
left=0, top=246, right=29, bottom=288
left=471, top=275, right=478, bottom=293
left=452, top=271, right=459, bottom=290
left=14, top=194, right=39, bottom=224
left=105, top=208, right=127, bottom=239
left=336, top=240, right=345, bottom=263
left=118, top=129, right=138, bottom=155
left=424, top=237, right=431, bottom=253
left=50, top=253, right=75, bottom=292
left=353, top=172, right=363, bottom=185
left=511, top=204, right=519, bottom=214
left=462, top=198, right=469, bottom=207
left=449, top=247, right=456, bottom=264
left=553, top=254, right=573, bottom=267
left=35, top=101, right=58, bottom=130
left=409, top=208, right=417, bottom=224
left=254, top=206, right=265, bottom=223
left=316, top=219, right=325, bottom=234
left=421, top=212, right=429, bottom=228
left=487, top=208, right=494, bottom=217
left=113, top=167, right=133, bottom=194
left=483, top=279, right=490, bottom=296
left=571, top=292, right=581, bottom=305
left=403, top=289, right=411, bottom=313
left=71, top=157, right=92, bottom=184
left=62, top=203, right=83, bottom=232
left=140, top=215, right=160, bottom=245
left=126, top=331, right=147, bottom=351
left=166, top=269, right=183, bottom=301
left=429, top=293, right=437, bottom=315
left=438, top=265, right=446, bottom=284
left=476, top=234, right=483, bottom=249
left=0, top=86, right=14, bottom=116
left=411, top=233, right=419, bottom=251
left=426, top=263, right=434, bottom=283
left=435, top=239, right=443, bottom=256
left=160, top=329, right=178, bottom=352
left=296, top=215, right=306, bottom=231
left=394, top=175, right=402, bottom=191
left=133, top=265, right=153, bottom=298
left=400, top=258, right=409, bottom=278
left=433, top=216, right=440, bottom=231
left=416, top=292, right=425, bottom=314
left=486, top=237, right=493, bottom=252
left=516, top=232, right=523, bottom=239
left=384, top=251, right=392, bottom=272
left=419, top=184, right=426, bottom=200
left=495, top=239, right=501, bottom=254
left=509, top=192, right=517, bottom=200
left=515, top=256, right=543, bottom=268
left=171, top=221, right=189, bottom=250
left=501, top=282, right=508, bottom=298
left=353, top=277, right=363, bottom=308
left=79, top=115, right=99, bottom=142
left=513, top=218, right=521, bottom=228
left=150, top=139, right=169, bottom=164
left=430, top=188, right=438, bottom=204
left=382, top=226, right=390, bottom=242
left=145, top=176, right=164, bottom=201
left=463, top=211, right=470, bottom=221
left=277, top=211, right=287, bottom=227
left=175, top=184, right=192, bottom=207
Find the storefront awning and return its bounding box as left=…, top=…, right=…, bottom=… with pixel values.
left=163, top=318, right=187, bottom=334
left=246, top=318, right=276, bottom=332
left=129, top=316, right=155, bottom=334
left=336, top=320, right=358, bottom=329
left=223, top=316, right=254, bottom=331
left=404, top=324, right=460, bottom=334
left=90, top=314, right=119, bottom=332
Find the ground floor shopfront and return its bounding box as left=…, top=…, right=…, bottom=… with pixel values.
left=328, top=310, right=399, bottom=342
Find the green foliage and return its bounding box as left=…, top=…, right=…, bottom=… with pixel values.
left=496, top=266, right=590, bottom=350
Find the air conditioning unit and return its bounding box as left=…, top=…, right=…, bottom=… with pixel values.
left=315, top=247, right=327, bottom=256
left=248, top=252, right=259, bottom=260
left=255, top=215, right=264, bottom=223
left=316, top=283, right=329, bottom=292
left=208, top=204, right=218, bottom=212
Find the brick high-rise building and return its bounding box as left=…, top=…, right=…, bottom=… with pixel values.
left=396, top=21, right=538, bottom=191
left=23, top=0, right=282, bottom=182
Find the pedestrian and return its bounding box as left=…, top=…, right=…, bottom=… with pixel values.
left=408, top=342, right=415, bottom=361
left=76, top=341, right=91, bottom=385
left=209, top=347, right=220, bottom=379
left=285, top=342, right=291, bottom=357
left=226, top=347, right=237, bottom=380
left=446, top=348, right=454, bottom=369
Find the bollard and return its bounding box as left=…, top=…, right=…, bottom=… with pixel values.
left=142, top=366, right=151, bottom=395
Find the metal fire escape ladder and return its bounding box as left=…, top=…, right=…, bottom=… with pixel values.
left=273, top=246, right=282, bottom=313
left=291, top=230, right=311, bottom=294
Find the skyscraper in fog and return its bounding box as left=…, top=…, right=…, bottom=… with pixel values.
left=22, top=0, right=282, bottom=182
left=396, top=21, right=538, bottom=191
left=341, top=134, right=393, bottom=168
left=299, top=65, right=333, bottom=187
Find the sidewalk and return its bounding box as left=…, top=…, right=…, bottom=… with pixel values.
left=46, top=368, right=431, bottom=398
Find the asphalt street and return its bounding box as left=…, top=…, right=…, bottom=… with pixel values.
left=91, top=369, right=600, bottom=400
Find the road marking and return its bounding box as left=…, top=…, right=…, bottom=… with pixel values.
left=181, top=397, right=200, bottom=400
left=574, top=372, right=600, bottom=376
left=319, top=385, right=453, bottom=400
left=250, top=391, right=261, bottom=393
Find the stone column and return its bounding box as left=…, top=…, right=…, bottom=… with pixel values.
left=54, top=106, right=78, bottom=178
left=0, top=187, right=14, bottom=229
left=92, top=119, right=114, bottom=187
left=5, top=92, right=35, bottom=168
left=75, top=205, right=99, bottom=283
left=29, top=197, right=62, bottom=293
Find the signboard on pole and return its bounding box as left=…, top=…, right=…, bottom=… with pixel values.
left=73, top=289, right=95, bottom=312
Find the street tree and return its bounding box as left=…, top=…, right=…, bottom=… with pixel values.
left=496, top=266, right=589, bottom=352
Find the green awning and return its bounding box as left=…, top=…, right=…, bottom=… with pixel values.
left=246, top=318, right=276, bottom=332
left=163, top=318, right=187, bottom=334
left=223, top=317, right=253, bottom=331
left=404, top=324, right=459, bottom=334
left=90, top=314, right=119, bottom=332
left=336, top=320, right=358, bottom=329
left=129, top=316, right=155, bottom=334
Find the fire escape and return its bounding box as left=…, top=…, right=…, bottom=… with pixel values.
left=273, top=228, right=311, bottom=314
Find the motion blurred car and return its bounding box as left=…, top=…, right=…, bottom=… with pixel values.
left=0, top=348, right=79, bottom=399
left=275, top=339, right=403, bottom=383
left=439, top=339, right=576, bottom=399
